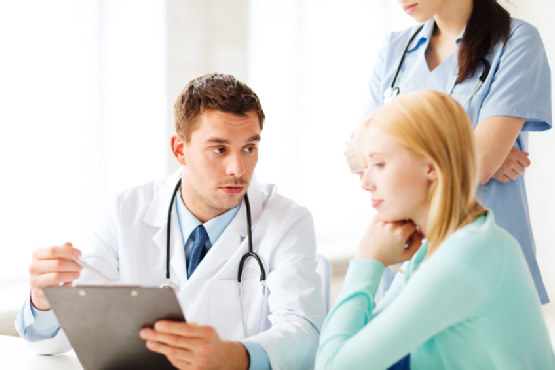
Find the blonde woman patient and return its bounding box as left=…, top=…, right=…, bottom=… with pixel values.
left=316, top=90, right=555, bottom=370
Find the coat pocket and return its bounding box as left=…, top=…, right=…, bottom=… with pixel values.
left=209, top=278, right=265, bottom=341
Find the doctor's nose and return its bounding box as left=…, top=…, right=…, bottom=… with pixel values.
left=226, top=151, right=245, bottom=177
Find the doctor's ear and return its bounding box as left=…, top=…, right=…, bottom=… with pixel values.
left=171, top=133, right=186, bottom=166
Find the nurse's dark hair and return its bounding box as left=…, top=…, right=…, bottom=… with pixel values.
left=457, top=0, right=511, bottom=83
left=174, top=73, right=265, bottom=142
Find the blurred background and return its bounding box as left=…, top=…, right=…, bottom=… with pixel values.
left=0, top=0, right=553, bottom=341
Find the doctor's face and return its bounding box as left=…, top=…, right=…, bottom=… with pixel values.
left=176, top=110, right=260, bottom=222
left=397, top=0, right=444, bottom=23
left=361, top=127, right=432, bottom=224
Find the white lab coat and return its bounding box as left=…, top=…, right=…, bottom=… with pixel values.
left=19, top=169, right=326, bottom=370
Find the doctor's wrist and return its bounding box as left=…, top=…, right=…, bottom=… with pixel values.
left=223, top=340, right=249, bottom=370
left=30, top=289, right=51, bottom=311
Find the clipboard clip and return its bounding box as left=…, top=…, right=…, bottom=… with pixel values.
left=159, top=281, right=179, bottom=292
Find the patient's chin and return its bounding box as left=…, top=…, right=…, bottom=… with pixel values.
left=376, top=211, right=409, bottom=224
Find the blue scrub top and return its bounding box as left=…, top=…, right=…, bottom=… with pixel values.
left=365, top=18, right=552, bottom=304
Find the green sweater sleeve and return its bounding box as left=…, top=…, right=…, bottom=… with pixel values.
left=315, top=256, right=489, bottom=370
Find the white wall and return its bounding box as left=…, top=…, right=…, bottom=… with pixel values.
left=166, top=0, right=249, bottom=174
left=0, top=0, right=168, bottom=312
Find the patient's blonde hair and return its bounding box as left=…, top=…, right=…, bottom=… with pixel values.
left=356, top=90, right=485, bottom=256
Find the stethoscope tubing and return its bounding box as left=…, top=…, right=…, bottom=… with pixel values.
left=390, top=24, right=425, bottom=91
left=164, top=178, right=267, bottom=288
left=385, top=24, right=491, bottom=108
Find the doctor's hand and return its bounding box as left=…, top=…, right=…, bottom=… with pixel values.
left=492, top=146, right=530, bottom=184
left=357, top=217, right=424, bottom=267
left=29, top=242, right=83, bottom=311
left=140, top=321, right=249, bottom=370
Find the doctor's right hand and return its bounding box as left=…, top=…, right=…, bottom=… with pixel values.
left=29, top=242, right=83, bottom=311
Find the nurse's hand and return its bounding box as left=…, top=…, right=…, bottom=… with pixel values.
left=357, top=217, right=424, bottom=267
left=492, top=146, right=530, bottom=184
left=345, top=114, right=374, bottom=178
left=140, top=321, right=249, bottom=370
left=29, top=242, right=83, bottom=311
left=345, top=136, right=364, bottom=177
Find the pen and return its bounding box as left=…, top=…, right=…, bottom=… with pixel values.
left=72, top=258, right=115, bottom=284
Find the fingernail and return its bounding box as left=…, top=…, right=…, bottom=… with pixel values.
left=74, top=250, right=81, bottom=258
left=140, top=330, right=150, bottom=338
left=146, top=341, right=155, bottom=349
left=155, top=322, right=164, bottom=330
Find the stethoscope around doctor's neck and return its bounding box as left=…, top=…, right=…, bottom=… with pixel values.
left=383, top=24, right=491, bottom=108
left=161, top=178, right=267, bottom=336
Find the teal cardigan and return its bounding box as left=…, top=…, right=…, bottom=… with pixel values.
left=316, top=212, right=555, bottom=369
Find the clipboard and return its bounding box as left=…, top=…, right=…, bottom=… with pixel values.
left=43, top=285, right=185, bottom=370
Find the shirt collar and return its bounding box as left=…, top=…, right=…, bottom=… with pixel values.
left=175, top=187, right=240, bottom=246
left=455, top=25, right=466, bottom=45
left=407, top=18, right=466, bottom=53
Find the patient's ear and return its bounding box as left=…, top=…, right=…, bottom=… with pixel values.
left=426, top=160, right=438, bottom=182
left=171, top=133, right=186, bottom=166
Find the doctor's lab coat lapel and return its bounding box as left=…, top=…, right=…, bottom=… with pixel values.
left=186, top=175, right=264, bottom=285
left=141, top=169, right=189, bottom=288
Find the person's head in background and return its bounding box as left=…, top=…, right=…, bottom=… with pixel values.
left=171, top=73, right=265, bottom=222
left=356, top=90, right=485, bottom=255
left=399, top=0, right=510, bottom=84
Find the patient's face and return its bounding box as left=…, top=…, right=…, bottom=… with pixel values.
left=361, top=127, right=431, bottom=223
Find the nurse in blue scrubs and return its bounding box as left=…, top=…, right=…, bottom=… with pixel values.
left=348, top=0, right=552, bottom=304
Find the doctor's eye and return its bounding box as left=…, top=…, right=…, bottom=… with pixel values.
left=374, top=163, right=385, bottom=168
left=211, top=147, right=226, bottom=154
left=243, top=145, right=257, bottom=153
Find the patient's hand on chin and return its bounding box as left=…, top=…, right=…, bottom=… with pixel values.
left=357, top=216, right=424, bottom=267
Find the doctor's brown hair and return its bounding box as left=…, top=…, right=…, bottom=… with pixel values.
left=356, top=90, right=486, bottom=256
left=174, top=73, right=265, bottom=142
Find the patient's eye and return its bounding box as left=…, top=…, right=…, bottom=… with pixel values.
left=211, top=147, right=225, bottom=154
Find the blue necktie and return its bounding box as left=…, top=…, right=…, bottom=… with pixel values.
left=188, top=225, right=208, bottom=278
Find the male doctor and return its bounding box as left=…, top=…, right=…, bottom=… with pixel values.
left=16, top=73, right=325, bottom=370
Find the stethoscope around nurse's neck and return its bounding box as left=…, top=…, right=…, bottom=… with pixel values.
left=383, top=24, right=491, bottom=108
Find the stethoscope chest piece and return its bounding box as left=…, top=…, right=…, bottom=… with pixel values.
left=383, top=87, right=400, bottom=104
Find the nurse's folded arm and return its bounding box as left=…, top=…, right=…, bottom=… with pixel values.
left=490, top=146, right=530, bottom=184
left=28, top=242, right=83, bottom=311
left=474, top=115, right=527, bottom=184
